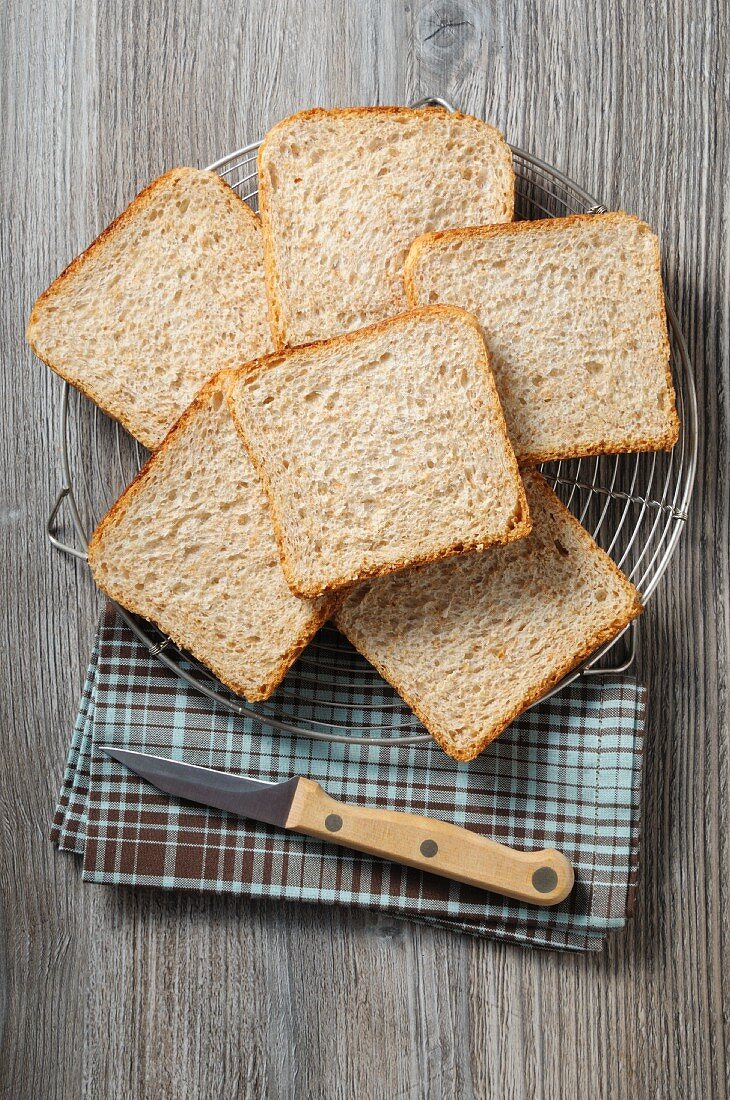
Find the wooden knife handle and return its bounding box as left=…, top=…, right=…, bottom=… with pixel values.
left=286, top=778, right=574, bottom=907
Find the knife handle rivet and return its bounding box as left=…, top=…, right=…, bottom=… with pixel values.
left=325, top=813, right=343, bottom=832
left=420, top=839, right=438, bottom=858
left=532, top=867, right=559, bottom=893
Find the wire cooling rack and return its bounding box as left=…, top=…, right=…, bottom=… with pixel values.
left=47, top=97, right=697, bottom=746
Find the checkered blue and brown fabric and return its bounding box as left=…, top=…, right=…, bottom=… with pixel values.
left=53, top=604, right=646, bottom=951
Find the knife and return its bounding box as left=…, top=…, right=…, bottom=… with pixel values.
left=101, top=746, right=574, bottom=906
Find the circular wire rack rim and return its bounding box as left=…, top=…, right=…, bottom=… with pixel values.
left=51, top=102, right=697, bottom=746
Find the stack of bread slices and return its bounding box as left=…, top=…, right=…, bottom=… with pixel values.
left=27, top=107, right=678, bottom=761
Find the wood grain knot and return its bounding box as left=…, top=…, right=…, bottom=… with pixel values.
left=416, top=0, right=484, bottom=61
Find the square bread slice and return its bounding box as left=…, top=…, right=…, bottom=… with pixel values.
left=405, top=212, right=679, bottom=463
left=258, top=106, right=514, bottom=347
left=27, top=168, right=273, bottom=450
left=334, top=471, right=642, bottom=761
left=227, top=306, right=530, bottom=600
left=87, top=371, right=337, bottom=702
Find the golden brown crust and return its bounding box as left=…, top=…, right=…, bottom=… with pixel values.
left=279, top=518, right=531, bottom=601
left=87, top=369, right=339, bottom=701
left=26, top=168, right=264, bottom=451
left=645, top=221, right=680, bottom=446
left=404, top=211, right=680, bottom=459
left=257, top=106, right=514, bottom=349
left=257, top=142, right=286, bottom=351
left=515, top=431, right=678, bottom=466
left=335, top=472, right=642, bottom=761
left=226, top=305, right=531, bottom=599
left=407, top=210, right=642, bottom=255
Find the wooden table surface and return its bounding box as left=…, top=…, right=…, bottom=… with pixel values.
left=1, top=2, right=727, bottom=1097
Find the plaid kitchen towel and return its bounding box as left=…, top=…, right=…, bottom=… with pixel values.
left=53, top=604, right=646, bottom=951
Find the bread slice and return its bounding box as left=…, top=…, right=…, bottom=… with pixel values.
left=258, top=107, right=514, bottom=347
left=87, top=371, right=337, bottom=702
left=405, top=213, right=679, bottom=463
left=334, top=470, right=642, bottom=761
left=227, top=306, right=530, bottom=600
left=27, top=168, right=273, bottom=449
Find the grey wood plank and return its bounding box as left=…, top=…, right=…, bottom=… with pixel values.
left=0, top=0, right=727, bottom=1097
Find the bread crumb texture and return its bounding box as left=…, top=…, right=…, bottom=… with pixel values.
left=228, top=307, right=529, bottom=599
left=335, top=470, right=642, bottom=760
left=27, top=168, right=273, bottom=449
left=407, top=213, right=679, bottom=461
left=259, top=107, right=513, bottom=346
left=87, top=372, right=333, bottom=701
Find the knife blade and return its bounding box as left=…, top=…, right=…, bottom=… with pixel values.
left=101, top=746, right=574, bottom=906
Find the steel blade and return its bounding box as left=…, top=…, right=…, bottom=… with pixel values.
left=101, top=746, right=300, bottom=829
